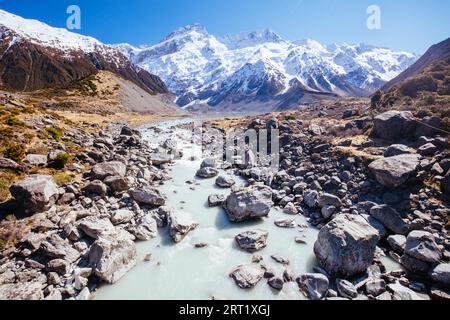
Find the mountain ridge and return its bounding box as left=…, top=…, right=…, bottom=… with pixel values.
left=115, top=23, right=418, bottom=111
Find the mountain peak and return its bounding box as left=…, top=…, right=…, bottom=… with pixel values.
left=163, top=23, right=208, bottom=41
left=219, top=28, right=284, bottom=49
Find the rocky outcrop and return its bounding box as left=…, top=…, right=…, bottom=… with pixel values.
left=314, top=214, right=380, bottom=277
left=10, top=175, right=59, bottom=214
left=368, top=154, right=421, bottom=188
left=223, top=186, right=273, bottom=222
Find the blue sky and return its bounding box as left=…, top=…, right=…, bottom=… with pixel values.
left=0, top=0, right=449, bottom=54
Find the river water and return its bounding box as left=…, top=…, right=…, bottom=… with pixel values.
left=93, top=119, right=399, bottom=300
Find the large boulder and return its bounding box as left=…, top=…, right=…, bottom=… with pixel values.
left=314, top=214, right=380, bottom=277
left=229, top=264, right=264, bottom=289
left=297, top=273, right=329, bottom=300
left=369, top=205, right=409, bottom=235
left=404, top=231, right=442, bottom=264
left=168, top=211, right=198, bottom=243
left=373, top=111, right=416, bottom=141
left=91, top=161, right=126, bottom=180
left=223, top=186, right=273, bottom=222
left=130, top=187, right=165, bottom=206
left=368, top=154, right=421, bottom=188
left=24, top=154, right=47, bottom=167
left=88, top=232, right=137, bottom=284
left=10, top=175, right=59, bottom=214
left=235, top=230, right=269, bottom=252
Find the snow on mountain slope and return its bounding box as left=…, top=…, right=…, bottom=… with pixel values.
left=0, top=9, right=115, bottom=56
left=116, top=24, right=418, bottom=110
left=0, top=9, right=169, bottom=97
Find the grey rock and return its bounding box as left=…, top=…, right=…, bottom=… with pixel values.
left=47, top=259, right=70, bottom=276
left=129, top=215, right=157, bottom=241
left=318, top=193, right=342, bottom=208
left=111, top=209, right=134, bottom=225
left=314, top=214, right=380, bottom=277
left=373, top=111, right=416, bottom=141
left=404, top=231, right=442, bottom=264
left=297, top=273, right=329, bottom=300
left=91, top=161, right=126, bottom=180
left=384, top=144, right=416, bottom=157
left=83, top=180, right=107, bottom=196
left=387, top=235, right=407, bottom=253
left=24, top=154, right=47, bottom=166
left=208, top=194, right=225, bottom=207
left=78, top=217, right=115, bottom=239
left=150, top=153, right=174, bottom=166
left=365, top=279, right=386, bottom=296
left=0, top=282, right=44, bottom=300
left=130, top=187, right=165, bottom=206
left=430, top=264, right=450, bottom=286
left=215, top=175, right=236, bottom=188
left=235, top=230, right=268, bottom=252
left=336, top=279, right=358, bottom=299
left=223, top=186, right=273, bottom=222
left=230, top=264, right=264, bottom=289
left=10, top=175, right=59, bottom=214
left=370, top=205, right=409, bottom=235
left=303, top=190, right=319, bottom=208
left=168, top=211, right=198, bottom=243
left=196, top=167, right=219, bottom=179
left=268, top=276, right=284, bottom=291
left=368, top=154, right=421, bottom=188
left=88, top=232, right=137, bottom=284
left=104, top=176, right=130, bottom=192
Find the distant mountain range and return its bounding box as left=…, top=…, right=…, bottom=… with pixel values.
left=0, top=9, right=168, bottom=96
left=0, top=9, right=423, bottom=113
left=116, top=24, right=418, bottom=112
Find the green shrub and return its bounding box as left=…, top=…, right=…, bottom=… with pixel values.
left=46, top=127, right=64, bottom=141
left=53, top=152, right=71, bottom=169
left=53, top=172, right=75, bottom=186
left=5, top=116, right=25, bottom=127
left=1, top=143, right=25, bottom=163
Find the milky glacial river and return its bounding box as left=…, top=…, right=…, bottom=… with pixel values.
left=94, top=119, right=398, bottom=300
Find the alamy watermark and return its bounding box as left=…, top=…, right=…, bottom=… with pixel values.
left=169, top=120, right=280, bottom=171
left=66, top=5, right=81, bottom=30
left=367, top=5, right=381, bottom=30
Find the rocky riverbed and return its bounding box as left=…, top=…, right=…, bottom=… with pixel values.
left=0, top=108, right=449, bottom=300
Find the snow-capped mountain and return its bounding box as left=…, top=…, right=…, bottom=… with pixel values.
left=116, top=24, right=418, bottom=111
left=0, top=9, right=168, bottom=94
